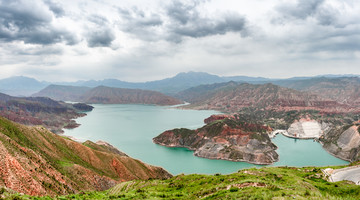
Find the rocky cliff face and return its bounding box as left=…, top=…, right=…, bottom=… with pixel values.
left=287, top=118, right=331, bottom=139
left=153, top=118, right=278, bottom=165
left=321, top=124, right=360, bottom=162
left=0, top=117, right=171, bottom=196
left=0, top=93, right=93, bottom=133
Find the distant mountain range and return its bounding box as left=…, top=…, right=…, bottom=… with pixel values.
left=2, top=72, right=359, bottom=96
left=0, top=76, right=48, bottom=96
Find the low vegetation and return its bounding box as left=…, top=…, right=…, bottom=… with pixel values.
left=2, top=165, right=359, bottom=199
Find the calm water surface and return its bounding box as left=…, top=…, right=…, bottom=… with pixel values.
left=64, top=104, right=348, bottom=175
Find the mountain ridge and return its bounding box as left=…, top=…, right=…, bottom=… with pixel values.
left=3, top=72, right=359, bottom=96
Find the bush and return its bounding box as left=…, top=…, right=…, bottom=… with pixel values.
left=229, top=187, right=239, bottom=192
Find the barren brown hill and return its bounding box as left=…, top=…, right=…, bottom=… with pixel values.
left=0, top=117, right=171, bottom=196
left=79, top=86, right=183, bottom=105
left=179, top=82, right=355, bottom=113
left=32, top=84, right=91, bottom=101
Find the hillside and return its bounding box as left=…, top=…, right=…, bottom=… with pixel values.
left=32, top=85, right=91, bottom=101
left=3, top=164, right=360, bottom=199
left=79, top=86, right=183, bottom=105
left=178, top=82, right=356, bottom=113
left=0, top=117, right=171, bottom=196
left=0, top=92, right=93, bottom=133
left=275, top=77, right=360, bottom=106
left=153, top=118, right=278, bottom=165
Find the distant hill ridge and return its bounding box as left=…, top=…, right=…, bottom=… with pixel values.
left=178, top=81, right=358, bottom=113
left=34, top=85, right=183, bottom=105
left=79, top=86, right=183, bottom=105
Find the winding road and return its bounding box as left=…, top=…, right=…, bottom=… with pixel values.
left=330, top=166, right=360, bottom=185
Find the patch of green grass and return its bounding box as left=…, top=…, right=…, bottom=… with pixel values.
left=56, top=159, right=74, bottom=167
left=10, top=165, right=360, bottom=199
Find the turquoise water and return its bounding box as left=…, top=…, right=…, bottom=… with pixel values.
left=64, top=104, right=348, bottom=175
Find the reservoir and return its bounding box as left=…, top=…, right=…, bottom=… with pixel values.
left=64, top=104, right=348, bottom=175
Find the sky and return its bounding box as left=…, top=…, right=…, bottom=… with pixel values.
left=0, top=0, right=359, bottom=82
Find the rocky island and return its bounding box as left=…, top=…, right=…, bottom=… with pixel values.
left=153, top=116, right=279, bottom=165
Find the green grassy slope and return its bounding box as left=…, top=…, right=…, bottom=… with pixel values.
left=3, top=165, right=359, bottom=200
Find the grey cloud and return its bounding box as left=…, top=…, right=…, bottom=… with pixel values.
left=166, top=1, right=247, bottom=42
left=171, top=13, right=246, bottom=38
left=44, top=0, right=65, bottom=17
left=118, top=1, right=247, bottom=43
left=16, top=46, right=63, bottom=55
left=85, top=14, right=116, bottom=48
left=87, top=28, right=115, bottom=47
left=276, top=0, right=325, bottom=20
left=118, top=7, right=163, bottom=27
left=118, top=7, right=163, bottom=41
left=88, top=14, right=109, bottom=26
left=166, top=1, right=199, bottom=25
left=0, top=0, right=78, bottom=45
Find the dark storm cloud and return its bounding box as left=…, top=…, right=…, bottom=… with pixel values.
left=118, top=0, right=247, bottom=43
left=0, top=0, right=78, bottom=45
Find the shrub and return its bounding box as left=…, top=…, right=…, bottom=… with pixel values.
left=229, top=187, right=239, bottom=192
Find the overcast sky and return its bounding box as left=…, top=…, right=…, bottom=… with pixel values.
left=0, top=0, right=359, bottom=82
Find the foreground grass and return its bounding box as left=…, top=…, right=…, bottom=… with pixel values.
left=1, top=166, right=359, bottom=200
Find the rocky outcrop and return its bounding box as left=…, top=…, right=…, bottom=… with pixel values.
left=204, top=114, right=235, bottom=124
left=0, top=93, right=93, bottom=133
left=0, top=117, right=172, bottom=196
left=321, top=124, right=360, bottom=162
left=287, top=118, right=331, bottom=139
left=153, top=118, right=278, bottom=165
